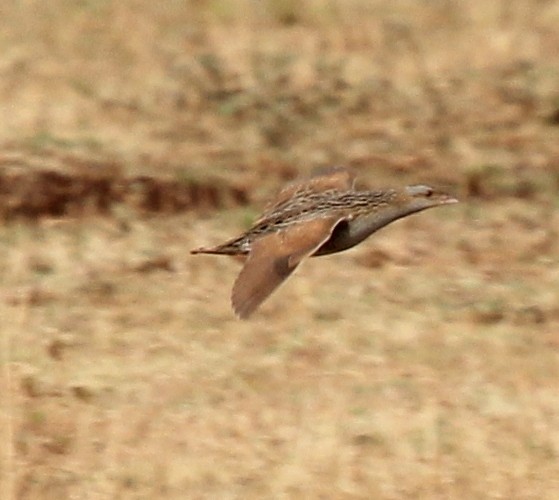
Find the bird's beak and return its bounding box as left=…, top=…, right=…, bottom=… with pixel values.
left=440, top=195, right=459, bottom=205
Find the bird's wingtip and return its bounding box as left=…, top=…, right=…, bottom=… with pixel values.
left=231, top=294, right=252, bottom=320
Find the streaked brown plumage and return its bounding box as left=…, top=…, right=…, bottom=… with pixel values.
left=191, top=167, right=458, bottom=319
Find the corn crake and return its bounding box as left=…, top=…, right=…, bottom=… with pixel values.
left=191, top=167, right=458, bottom=319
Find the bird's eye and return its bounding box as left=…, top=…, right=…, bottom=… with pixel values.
left=405, top=185, right=435, bottom=198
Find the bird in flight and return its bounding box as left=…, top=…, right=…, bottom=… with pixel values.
left=191, top=166, right=457, bottom=319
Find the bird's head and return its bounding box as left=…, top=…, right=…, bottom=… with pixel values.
left=400, top=184, right=458, bottom=212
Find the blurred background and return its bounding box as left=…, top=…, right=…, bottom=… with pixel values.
left=1, top=1, right=558, bottom=498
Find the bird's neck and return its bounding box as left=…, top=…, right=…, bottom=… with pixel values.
left=314, top=191, right=422, bottom=256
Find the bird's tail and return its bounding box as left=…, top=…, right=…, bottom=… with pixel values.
left=190, top=245, right=236, bottom=255
left=190, top=236, right=248, bottom=256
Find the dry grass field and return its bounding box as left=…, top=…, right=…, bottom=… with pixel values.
left=1, top=1, right=559, bottom=498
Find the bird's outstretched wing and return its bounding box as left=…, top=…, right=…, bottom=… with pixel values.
left=255, top=166, right=356, bottom=224
left=231, top=214, right=345, bottom=318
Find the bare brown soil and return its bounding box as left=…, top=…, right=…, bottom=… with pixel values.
left=0, top=151, right=249, bottom=220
